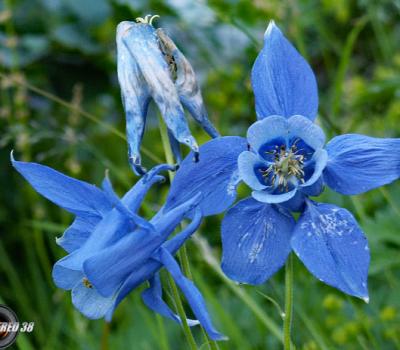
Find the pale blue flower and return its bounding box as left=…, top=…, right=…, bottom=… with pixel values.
left=117, top=17, right=219, bottom=174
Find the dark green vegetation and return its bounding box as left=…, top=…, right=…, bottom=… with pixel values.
left=1, top=0, right=399, bottom=349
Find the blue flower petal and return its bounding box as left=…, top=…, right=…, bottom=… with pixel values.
left=168, top=129, right=183, bottom=163
left=247, top=115, right=288, bottom=152
left=279, top=191, right=306, bottom=212
left=116, top=22, right=151, bottom=175
left=71, top=281, right=116, bottom=319
left=238, top=151, right=268, bottom=190
left=300, top=148, right=328, bottom=188
left=84, top=196, right=201, bottom=298
left=83, top=228, right=159, bottom=298
left=152, top=193, right=202, bottom=235
left=162, top=209, right=203, bottom=254
left=288, top=115, right=325, bottom=150
left=142, top=273, right=200, bottom=327
left=299, top=177, right=324, bottom=197
left=52, top=259, right=83, bottom=290
left=105, top=261, right=159, bottom=321
left=56, top=215, right=101, bottom=253
left=291, top=201, right=370, bottom=300
left=124, top=163, right=171, bottom=212
left=251, top=21, right=318, bottom=121
left=165, top=136, right=247, bottom=216
left=57, top=210, right=130, bottom=272
left=60, top=164, right=169, bottom=272
left=154, top=248, right=227, bottom=341
left=324, top=134, right=400, bottom=195
left=11, top=155, right=112, bottom=217
left=252, top=188, right=297, bottom=204
left=105, top=211, right=202, bottom=320
left=102, top=175, right=155, bottom=231
left=156, top=28, right=219, bottom=139
left=221, top=197, right=295, bottom=284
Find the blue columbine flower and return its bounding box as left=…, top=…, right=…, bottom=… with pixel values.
left=117, top=15, right=219, bottom=175
left=12, top=155, right=225, bottom=340
left=164, top=21, right=400, bottom=301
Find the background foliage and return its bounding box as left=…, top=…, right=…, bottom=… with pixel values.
left=1, top=0, right=400, bottom=349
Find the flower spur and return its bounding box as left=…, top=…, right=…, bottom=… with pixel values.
left=11, top=155, right=225, bottom=340
left=164, top=21, right=400, bottom=300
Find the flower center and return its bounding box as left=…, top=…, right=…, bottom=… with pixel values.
left=259, top=141, right=305, bottom=190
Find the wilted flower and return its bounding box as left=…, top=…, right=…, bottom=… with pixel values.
left=12, top=155, right=225, bottom=340
left=164, top=21, right=400, bottom=300
left=117, top=15, right=219, bottom=175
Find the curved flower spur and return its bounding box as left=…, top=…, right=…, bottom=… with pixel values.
left=165, top=21, right=400, bottom=300
left=11, top=155, right=225, bottom=340
left=117, top=15, right=219, bottom=175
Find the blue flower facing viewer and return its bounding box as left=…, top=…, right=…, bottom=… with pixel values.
left=165, top=21, right=400, bottom=301
left=11, top=154, right=225, bottom=341
left=117, top=15, right=219, bottom=175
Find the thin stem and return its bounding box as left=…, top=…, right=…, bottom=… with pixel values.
left=157, top=117, right=193, bottom=280
left=167, top=273, right=198, bottom=350
left=158, top=118, right=220, bottom=350
left=158, top=117, right=198, bottom=349
left=158, top=117, right=193, bottom=279
left=100, top=322, right=110, bottom=350
left=284, top=253, right=294, bottom=350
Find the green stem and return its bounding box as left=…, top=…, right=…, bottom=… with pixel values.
left=284, top=253, right=294, bottom=350
left=167, top=273, right=198, bottom=350
left=158, top=117, right=221, bottom=349
left=100, top=322, right=110, bottom=350
left=157, top=117, right=194, bottom=280
left=158, top=118, right=198, bottom=349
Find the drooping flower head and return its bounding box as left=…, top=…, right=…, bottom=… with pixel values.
left=12, top=155, right=225, bottom=340
left=117, top=15, right=219, bottom=175
left=164, top=21, right=400, bottom=301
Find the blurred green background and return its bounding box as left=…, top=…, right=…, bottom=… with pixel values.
left=1, top=0, right=400, bottom=349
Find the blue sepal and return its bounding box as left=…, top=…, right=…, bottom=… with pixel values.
left=165, top=136, right=247, bottom=216
left=291, top=201, right=370, bottom=300
left=156, top=28, right=219, bottom=139
left=71, top=281, right=117, bottom=320
left=101, top=174, right=154, bottom=231
left=11, top=153, right=112, bottom=217
left=104, top=210, right=202, bottom=320
left=142, top=274, right=199, bottom=326
left=221, top=197, right=295, bottom=284
left=324, top=134, right=400, bottom=195
left=153, top=247, right=227, bottom=341
left=56, top=215, right=101, bottom=253
left=251, top=21, right=318, bottom=121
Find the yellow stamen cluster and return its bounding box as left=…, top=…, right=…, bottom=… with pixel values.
left=260, top=142, right=305, bottom=191
left=82, top=277, right=93, bottom=289
left=135, top=14, right=160, bottom=25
